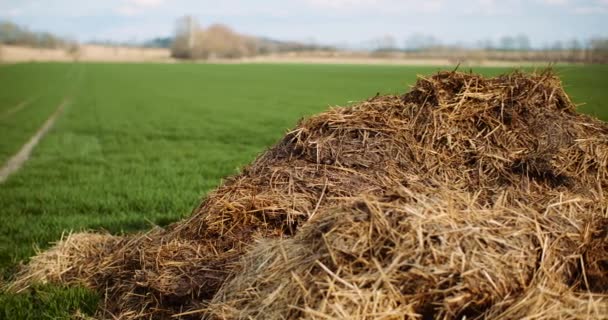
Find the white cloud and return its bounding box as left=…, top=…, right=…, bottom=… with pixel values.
left=420, top=0, right=443, bottom=12
left=115, top=0, right=168, bottom=16
left=303, top=0, right=443, bottom=14
left=131, top=0, right=166, bottom=7
left=461, top=0, right=534, bottom=15
left=477, top=0, right=499, bottom=13
left=574, top=5, right=608, bottom=13
left=540, top=0, right=568, bottom=5
left=305, top=0, right=378, bottom=9
left=463, top=0, right=519, bottom=15
left=540, top=0, right=608, bottom=14
left=116, top=5, right=140, bottom=16
left=7, top=8, right=22, bottom=17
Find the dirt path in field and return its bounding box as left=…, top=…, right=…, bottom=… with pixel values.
left=0, top=99, right=68, bottom=184
left=0, top=98, right=37, bottom=120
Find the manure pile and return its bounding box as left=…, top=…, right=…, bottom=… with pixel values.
left=10, top=70, right=608, bottom=319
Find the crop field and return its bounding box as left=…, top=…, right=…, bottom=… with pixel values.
left=0, top=62, right=607, bottom=318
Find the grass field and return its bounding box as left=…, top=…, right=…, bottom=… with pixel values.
left=0, top=62, right=607, bottom=318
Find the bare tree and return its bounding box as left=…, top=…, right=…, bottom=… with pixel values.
left=0, top=21, right=71, bottom=49
left=404, top=34, right=438, bottom=50
left=551, top=40, right=564, bottom=50
left=196, top=24, right=256, bottom=59
left=589, top=38, right=608, bottom=63
left=499, top=36, right=516, bottom=50
left=66, top=42, right=81, bottom=62
left=171, top=15, right=199, bottom=59
left=171, top=16, right=260, bottom=60
left=514, top=34, right=531, bottom=50
left=375, top=34, right=396, bottom=51
left=567, top=38, right=582, bottom=62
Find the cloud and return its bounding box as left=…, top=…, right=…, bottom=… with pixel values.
left=420, top=0, right=443, bottom=12
left=572, top=0, right=608, bottom=13
left=476, top=0, right=499, bottom=13
left=302, top=0, right=444, bottom=14
left=539, top=0, right=608, bottom=15
left=115, top=0, right=167, bottom=16
left=304, top=0, right=378, bottom=9
left=463, top=0, right=520, bottom=15
left=7, top=8, right=23, bottom=17
left=574, top=5, right=608, bottom=13
left=540, top=0, right=568, bottom=5
left=115, top=6, right=140, bottom=16
left=131, top=0, right=166, bottom=7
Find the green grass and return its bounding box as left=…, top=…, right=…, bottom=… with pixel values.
left=0, top=284, right=98, bottom=319
left=0, top=64, right=80, bottom=163
left=0, top=62, right=606, bottom=318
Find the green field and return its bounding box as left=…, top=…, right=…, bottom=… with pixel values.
left=0, top=62, right=607, bottom=318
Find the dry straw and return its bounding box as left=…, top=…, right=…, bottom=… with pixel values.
left=8, top=70, right=608, bottom=319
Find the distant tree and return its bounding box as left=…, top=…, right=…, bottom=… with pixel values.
left=588, top=37, right=608, bottom=63
left=0, top=20, right=70, bottom=49
left=195, top=24, right=256, bottom=59
left=514, top=34, right=531, bottom=50
left=0, top=22, right=18, bottom=43
left=169, top=16, right=335, bottom=60
left=144, top=37, right=172, bottom=48
left=499, top=36, right=516, bottom=50
left=477, top=38, right=494, bottom=50
left=567, top=38, right=582, bottom=61
left=404, top=34, right=439, bottom=50
left=374, top=34, right=396, bottom=51
left=567, top=38, right=581, bottom=50
left=590, top=38, right=608, bottom=50
left=171, top=15, right=198, bottom=59
left=551, top=40, right=564, bottom=51
left=66, top=42, right=81, bottom=61
left=171, top=16, right=267, bottom=59
left=39, top=32, right=63, bottom=49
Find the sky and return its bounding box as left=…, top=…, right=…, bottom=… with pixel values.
left=0, top=0, right=607, bottom=48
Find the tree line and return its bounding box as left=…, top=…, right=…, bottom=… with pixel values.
left=0, top=21, right=76, bottom=50
left=170, top=16, right=331, bottom=59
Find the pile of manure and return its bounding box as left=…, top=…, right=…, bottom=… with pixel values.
left=8, top=70, right=608, bottom=319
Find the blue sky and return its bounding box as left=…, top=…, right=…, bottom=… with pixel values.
left=0, top=0, right=607, bottom=47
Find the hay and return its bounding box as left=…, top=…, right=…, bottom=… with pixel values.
left=8, top=70, right=608, bottom=319
left=8, top=232, right=120, bottom=293
left=208, top=192, right=607, bottom=319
